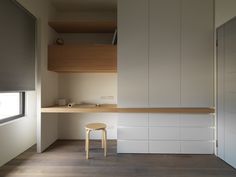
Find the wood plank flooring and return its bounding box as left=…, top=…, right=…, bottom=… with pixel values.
left=0, top=140, right=236, bottom=177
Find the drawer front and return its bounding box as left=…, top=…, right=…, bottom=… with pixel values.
left=149, top=141, right=181, bottom=153
left=118, top=113, right=148, bottom=127
left=181, top=141, right=214, bottom=154
left=117, top=140, right=148, bottom=153
left=118, top=127, right=148, bottom=140
left=149, top=127, right=180, bottom=140
left=181, top=127, right=214, bottom=141
left=149, top=114, right=180, bottom=127
left=180, top=114, right=214, bottom=127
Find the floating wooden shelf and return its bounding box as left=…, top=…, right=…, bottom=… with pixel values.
left=48, top=21, right=117, bottom=33
left=41, top=104, right=215, bottom=114
left=48, top=44, right=117, bottom=73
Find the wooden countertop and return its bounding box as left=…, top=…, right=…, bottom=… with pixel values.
left=41, top=104, right=215, bottom=114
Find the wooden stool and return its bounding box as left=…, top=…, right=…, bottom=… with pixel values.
left=85, top=123, right=107, bottom=159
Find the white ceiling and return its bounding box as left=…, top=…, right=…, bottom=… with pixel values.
left=51, top=0, right=117, bottom=12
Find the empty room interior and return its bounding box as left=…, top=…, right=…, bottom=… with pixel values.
left=1, top=0, right=236, bottom=176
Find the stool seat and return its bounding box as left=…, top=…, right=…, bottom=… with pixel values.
left=85, top=123, right=106, bottom=130
left=85, top=123, right=107, bottom=159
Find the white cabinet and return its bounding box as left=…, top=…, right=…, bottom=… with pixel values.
left=149, top=0, right=181, bottom=107
left=118, top=113, right=148, bottom=127
left=181, top=141, right=214, bottom=154
left=117, top=0, right=214, bottom=154
left=149, top=141, right=181, bottom=153
left=149, top=127, right=180, bottom=140
left=118, top=0, right=214, bottom=108
left=118, top=127, right=148, bottom=140
left=181, top=0, right=214, bottom=107
left=117, top=113, right=214, bottom=154
left=117, top=113, right=149, bottom=153
left=149, top=114, right=180, bottom=127
left=118, top=0, right=149, bottom=108
left=118, top=140, right=149, bottom=153
left=148, top=113, right=214, bottom=154
left=181, top=127, right=214, bottom=141
left=149, top=0, right=214, bottom=107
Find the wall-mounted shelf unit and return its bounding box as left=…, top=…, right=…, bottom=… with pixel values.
left=48, top=44, right=117, bottom=73
left=48, top=21, right=117, bottom=33
left=48, top=20, right=117, bottom=73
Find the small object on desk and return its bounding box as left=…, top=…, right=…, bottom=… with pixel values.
left=68, top=102, right=75, bottom=107
left=56, top=38, right=64, bottom=45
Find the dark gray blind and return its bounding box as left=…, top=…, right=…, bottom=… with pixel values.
left=0, top=0, right=35, bottom=91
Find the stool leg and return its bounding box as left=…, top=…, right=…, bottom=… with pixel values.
left=103, top=129, right=107, bottom=157
left=85, top=129, right=87, bottom=151
left=86, top=130, right=90, bottom=159
left=102, top=130, right=104, bottom=149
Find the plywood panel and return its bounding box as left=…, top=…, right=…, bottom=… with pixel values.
left=48, top=21, right=117, bottom=33
left=48, top=44, right=117, bottom=72
left=41, top=105, right=215, bottom=114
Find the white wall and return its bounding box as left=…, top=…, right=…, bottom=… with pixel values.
left=0, top=0, right=62, bottom=166
left=0, top=92, right=36, bottom=167
left=215, top=0, right=236, bottom=27
left=58, top=73, right=117, bottom=139
left=12, top=0, right=58, bottom=155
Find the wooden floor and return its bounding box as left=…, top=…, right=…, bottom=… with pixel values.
left=0, top=140, right=236, bottom=177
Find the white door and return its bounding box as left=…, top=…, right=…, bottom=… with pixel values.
left=217, top=17, right=236, bottom=168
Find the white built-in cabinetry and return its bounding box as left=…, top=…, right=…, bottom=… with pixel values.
left=117, top=0, right=214, bottom=154
left=118, top=0, right=149, bottom=108
left=149, top=0, right=181, bottom=107
left=118, top=113, right=214, bottom=154
left=181, top=0, right=214, bottom=107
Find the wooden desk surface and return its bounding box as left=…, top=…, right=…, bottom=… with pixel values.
left=41, top=104, right=215, bottom=114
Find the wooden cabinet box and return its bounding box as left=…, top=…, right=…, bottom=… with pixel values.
left=48, top=44, right=117, bottom=73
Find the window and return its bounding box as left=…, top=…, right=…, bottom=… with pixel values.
left=0, top=92, right=25, bottom=124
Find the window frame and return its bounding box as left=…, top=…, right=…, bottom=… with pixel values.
left=0, top=92, right=25, bottom=124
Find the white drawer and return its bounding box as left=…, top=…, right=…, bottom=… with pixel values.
left=149, top=127, right=180, bottom=140
left=181, top=127, right=214, bottom=141
left=149, top=141, right=181, bottom=153
left=180, top=114, right=214, bottom=127
left=118, top=127, right=148, bottom=140
left=117, top=140, right=148, bottom=153
left=181, top=141, right=214, bottom=154
left=118, top=113, right=148, bottom=127
left=149, top=114, right=180, bottom=127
